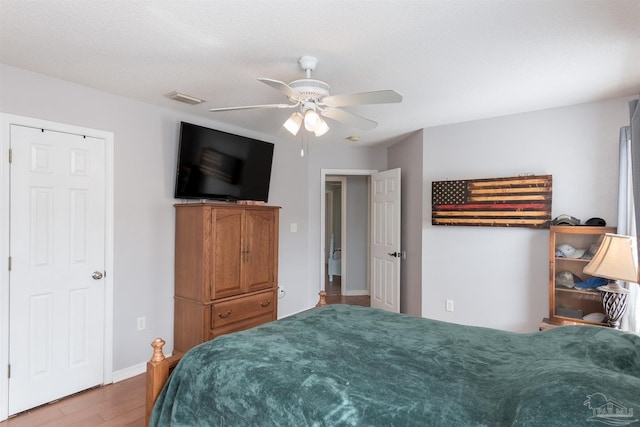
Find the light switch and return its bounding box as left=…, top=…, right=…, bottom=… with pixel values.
left=290, top=223, right=298, bottom=233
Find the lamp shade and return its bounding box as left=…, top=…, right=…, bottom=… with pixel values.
left=304, top=109, right=321, bottom=131
left=313, top=118, right=330, bottom=137
left=283, top=112, right=302, bottom=135
left=583, top=233, right=639, bottom=283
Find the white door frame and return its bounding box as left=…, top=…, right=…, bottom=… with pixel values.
left=0, top=114, right=114, bottom=421
left=320, top=169, right=376, bottom=294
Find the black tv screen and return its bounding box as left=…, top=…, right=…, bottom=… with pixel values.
left=174, top=122, right=274, bottom=202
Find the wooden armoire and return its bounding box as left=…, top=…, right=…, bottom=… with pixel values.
left=173, top=203, right=279, bottom=353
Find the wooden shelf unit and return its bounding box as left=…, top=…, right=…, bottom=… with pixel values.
left=548, top=225, right=616, bottom=327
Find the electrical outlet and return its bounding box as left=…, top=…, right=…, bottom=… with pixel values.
left=445, top=300, right=454, bottom=312
left=137, top=316, right=146, bottom=331
left=278, top=287, right=286, bottom=299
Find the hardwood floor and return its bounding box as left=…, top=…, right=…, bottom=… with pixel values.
left=0, top=374, right=146, bottom=427
left=324, top=271, right=371, bottom=307
left=2, top=271, right=368, bottom=426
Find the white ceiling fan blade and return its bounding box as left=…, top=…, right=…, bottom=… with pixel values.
left=321, top=108, right=378, bottom=131
left=209, top=103, right=297, bottom=112
left=258, top=78, right=301, bottom=100
left=322, top=90, right=402, bottom=107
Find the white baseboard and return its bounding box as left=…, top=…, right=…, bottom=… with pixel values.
left=279, top=306, right=313, bottom=319
left=344, top=290, right=369, bottom=296
left=111, top=362, right=146, bottom=383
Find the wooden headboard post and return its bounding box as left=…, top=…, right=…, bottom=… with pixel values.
left=316, top=290, right=327, bottom=307
left=145, top=338, right=182, bottom=426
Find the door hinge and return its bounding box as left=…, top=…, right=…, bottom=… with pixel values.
left=8, top=256, right=11, bottom=271
left=7, top=364, right=10, bottom=379
left=8, top=148, right=12, bottom=164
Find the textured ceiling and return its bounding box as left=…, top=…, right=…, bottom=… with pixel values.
left=1, top=0, right=639, bottom=146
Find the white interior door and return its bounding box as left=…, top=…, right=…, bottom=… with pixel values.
left=8, top=125, right=106, bottom=415
left=370, top=168, right=401, bottom=312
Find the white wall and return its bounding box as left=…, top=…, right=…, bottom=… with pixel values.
left=0, top=64, right=387, bottom=376
left=333, top=186, right=342, bottom=248
left=345, top=175, right=367, bottom=293
left=421, top=97, right=630, bottom=332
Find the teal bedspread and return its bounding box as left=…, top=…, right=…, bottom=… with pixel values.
left=151, top=305, right=640, bottom=426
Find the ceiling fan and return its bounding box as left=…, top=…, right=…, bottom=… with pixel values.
left=209, top=56, right=403, bottom=137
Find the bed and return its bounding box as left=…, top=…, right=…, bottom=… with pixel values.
left=147, top=303, right=640, bottom=426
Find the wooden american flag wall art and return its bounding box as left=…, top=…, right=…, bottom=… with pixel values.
left=431, top=175, right=552, bottom=228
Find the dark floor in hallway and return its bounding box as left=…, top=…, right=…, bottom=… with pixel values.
left=324, top=269, right=370, bottom=307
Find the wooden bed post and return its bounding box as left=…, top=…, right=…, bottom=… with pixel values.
left=316, top=290, right=327, bottom=307
left=146, top=338, right=183, bottom=426
left=146, top=338, right=167, bottom=426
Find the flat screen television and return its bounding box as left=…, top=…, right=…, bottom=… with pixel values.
left=174, top=122, right=274, bottom=202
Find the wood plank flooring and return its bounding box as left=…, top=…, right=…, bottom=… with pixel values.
left=2, top=272, right=368, bottom=426
left=0, top=374, right=146, bottom=427
left=324, top=273, right=371, bottom=307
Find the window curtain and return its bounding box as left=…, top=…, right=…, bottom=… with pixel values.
left=624, top=98, right=640, bottom=333
left=619, top=125, right=637, bottom=332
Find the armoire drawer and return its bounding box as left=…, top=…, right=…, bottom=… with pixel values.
left=210, top=313, right=275, bottom=340
left=211, top=290, right=275, bottom=328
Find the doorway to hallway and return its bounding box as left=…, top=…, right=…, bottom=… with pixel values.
left=324, top=265, right=370, bottom=307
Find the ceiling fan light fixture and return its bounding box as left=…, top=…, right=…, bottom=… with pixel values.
left=314, top=119, right=330, bottom=137
left=304, top=108, right=321, bottom=131
left=283, top=112, right=303, bottom=135
left=208, top=56, right=401, bottom=138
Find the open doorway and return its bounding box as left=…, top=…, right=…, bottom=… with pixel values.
left=325, top=177, right=345, bottom=296
left=320, top=168, right=402, bottom=312
left=320, top=169, right=376, bottom=305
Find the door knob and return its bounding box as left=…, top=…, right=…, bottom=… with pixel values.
left=388, top=252, right=400, bottom=258
left=92, top=271, right=104, bottom=280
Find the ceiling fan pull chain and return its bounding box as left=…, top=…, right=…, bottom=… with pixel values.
left=300, top=131, right=306, bottom=157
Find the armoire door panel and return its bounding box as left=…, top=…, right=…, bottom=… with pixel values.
left=211, top=209, right=244, bottom=299
left=244, top=210, right=275, bottom=292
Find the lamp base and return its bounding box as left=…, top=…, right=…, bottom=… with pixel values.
left=598, top=281, right=629, bottom=329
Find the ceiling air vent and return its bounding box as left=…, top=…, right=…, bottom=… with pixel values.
left=167, top=91, right=205, bottom=105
